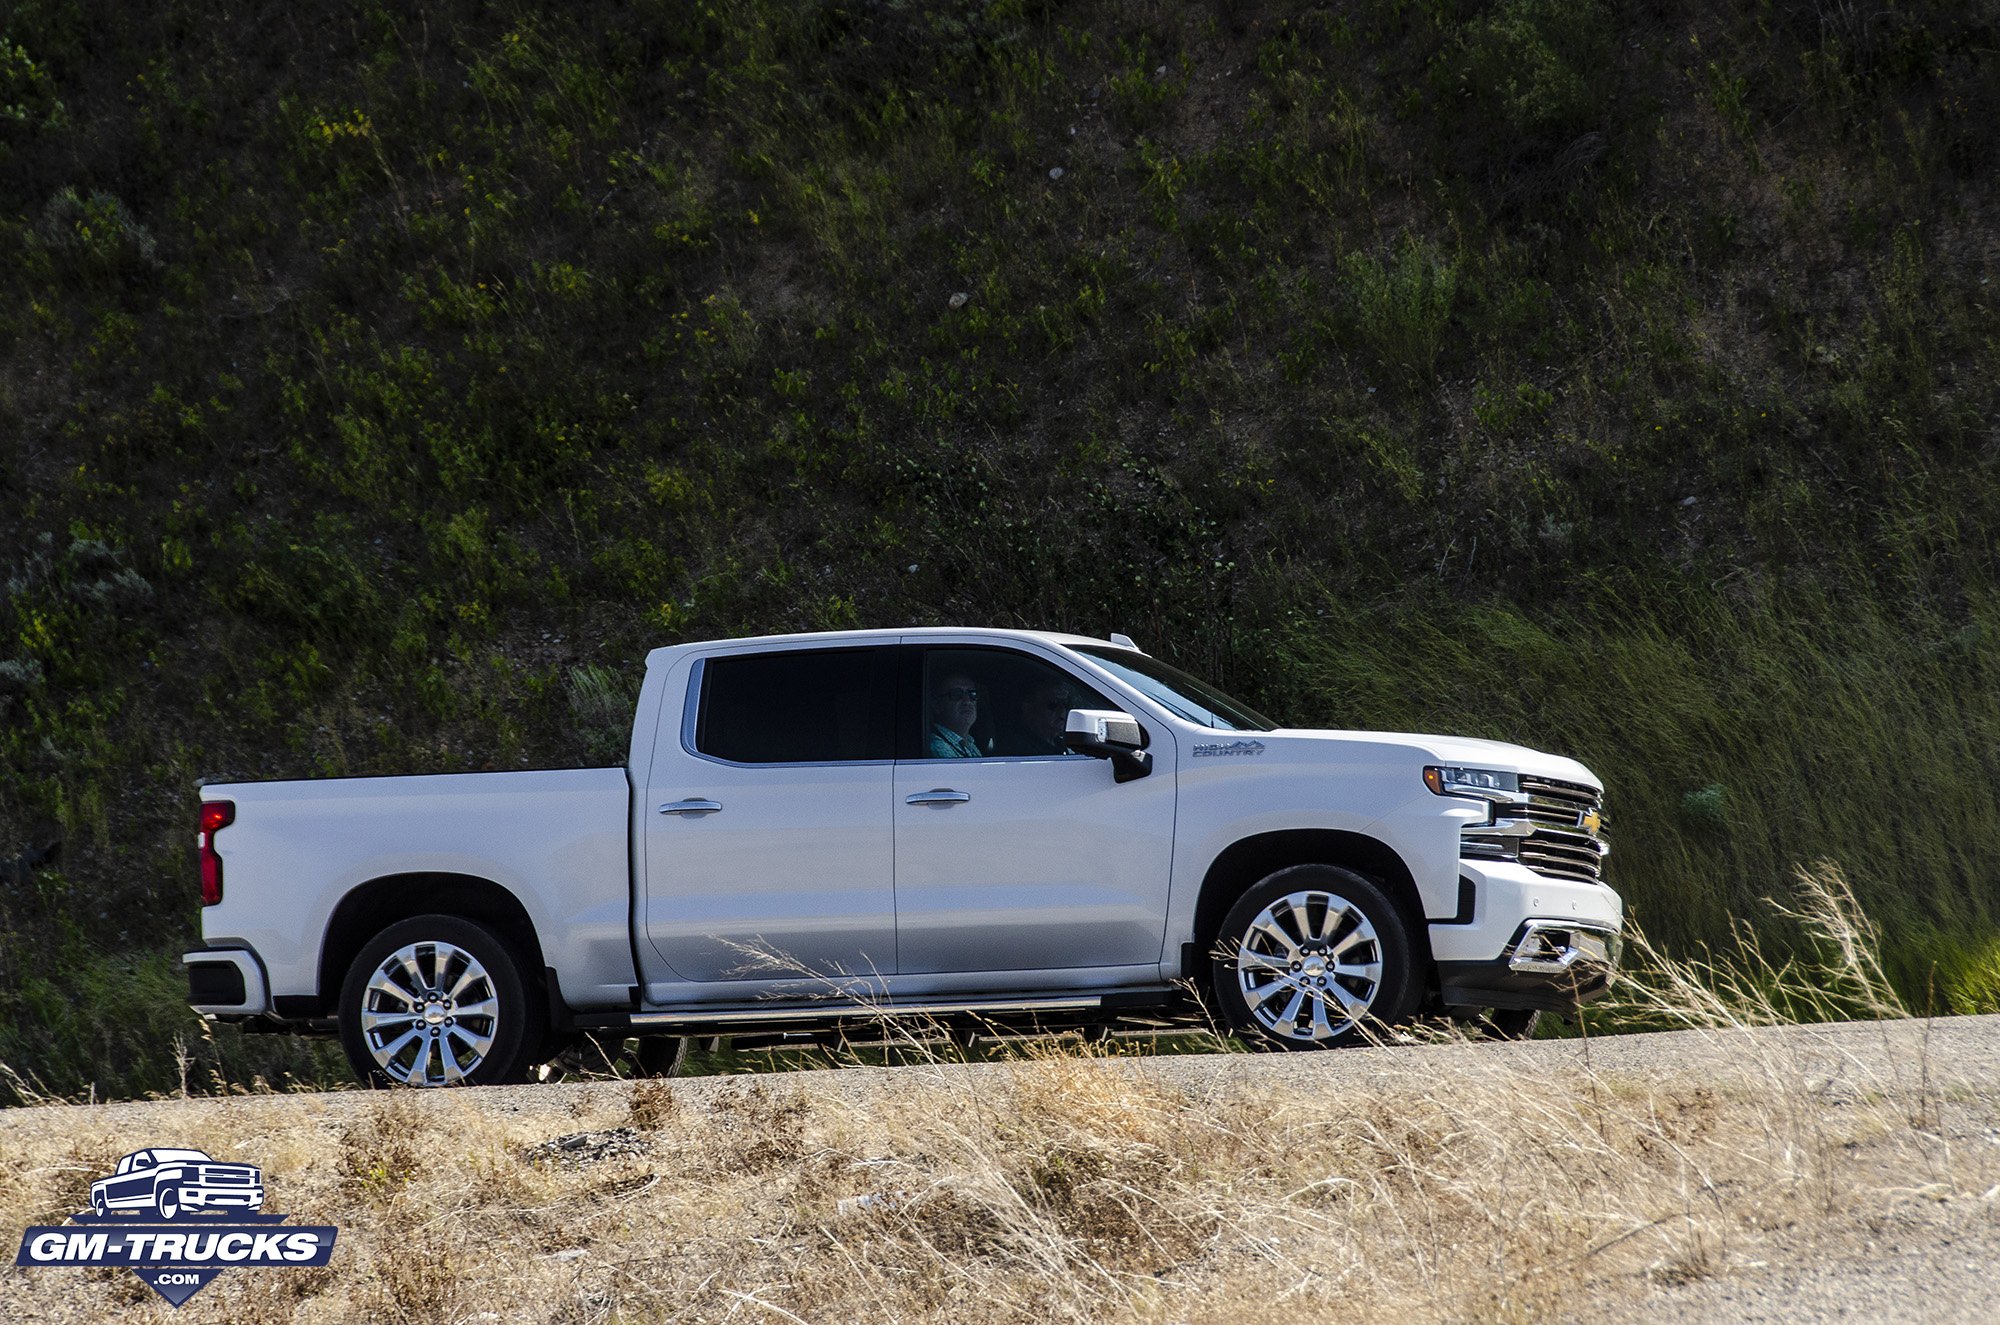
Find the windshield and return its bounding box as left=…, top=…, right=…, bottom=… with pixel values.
left=1074, top=647, right=1278, bottom=731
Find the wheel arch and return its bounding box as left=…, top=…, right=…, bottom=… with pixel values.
left=1191, top=829, right=1433, bottom=969
left=317, top=873, right=547, bottom=1008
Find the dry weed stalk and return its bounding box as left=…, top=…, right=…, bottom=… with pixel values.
left=1, top=862, right=1992, bottom=1324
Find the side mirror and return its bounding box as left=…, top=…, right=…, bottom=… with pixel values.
left=1063, top=709, right=1153, bottom=783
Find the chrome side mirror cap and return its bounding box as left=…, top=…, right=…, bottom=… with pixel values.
left=1063, top=709, right=1153, bottom=782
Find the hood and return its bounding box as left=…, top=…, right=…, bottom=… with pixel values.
left=1263, top=728, right=1602, bottom=790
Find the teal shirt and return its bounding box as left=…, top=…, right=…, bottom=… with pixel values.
left=928, top=725, right=981, bottom=758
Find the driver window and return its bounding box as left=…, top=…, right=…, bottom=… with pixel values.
left=919, top=649, right=1110, bottom=760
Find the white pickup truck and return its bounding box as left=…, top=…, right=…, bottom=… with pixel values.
left=185, top=628, right=1621, bottom=1087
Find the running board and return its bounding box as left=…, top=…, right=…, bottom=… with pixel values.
left=564, top=986, right=1184, bottom=1035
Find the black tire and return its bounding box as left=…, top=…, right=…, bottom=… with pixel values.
left=1484, top=1007, right=1542, bottom=1040
left=1445, top=1005, right=1542, bottom=1040
left=1210, top=864, right=1422, bottom=1050
left=338, top=915, right=545, bottom=1088
left=632, top=1036, right=687, bottom=1078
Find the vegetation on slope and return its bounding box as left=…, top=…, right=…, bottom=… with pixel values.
left=1, top=0, right=1996, bottom=1097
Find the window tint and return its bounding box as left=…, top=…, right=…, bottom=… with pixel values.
left=695, top=649, right=892, bottom=763
left=918, top=647, right=1111, bottom=759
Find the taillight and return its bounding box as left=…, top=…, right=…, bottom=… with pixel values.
left=199, top=800, right=235, bottom=906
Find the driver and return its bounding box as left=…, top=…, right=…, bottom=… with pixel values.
left=927, top=672, right=983, bottom=758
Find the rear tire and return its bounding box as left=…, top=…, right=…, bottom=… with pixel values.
left=1210, top=864, right=1422, bottom=1050
left=338, top=915, right=545, bottom=1088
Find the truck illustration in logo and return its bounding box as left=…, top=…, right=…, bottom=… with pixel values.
left=87, top=1149, right=265, bottom=1221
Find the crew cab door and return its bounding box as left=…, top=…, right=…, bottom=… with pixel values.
left=640, top=645, right=898, bottom=986
left=891, top=644, right=1177, bottom=977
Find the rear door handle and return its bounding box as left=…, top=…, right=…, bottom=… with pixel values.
left=659, top=799, right=723, bottom=816
left=905, top=789, right=971, bottom=806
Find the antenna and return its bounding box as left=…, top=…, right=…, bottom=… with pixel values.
left=1109, top=633, right=1142, bottom=652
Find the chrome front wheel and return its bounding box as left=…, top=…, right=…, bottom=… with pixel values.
left=1212, top=865, right=1420, bottom=1050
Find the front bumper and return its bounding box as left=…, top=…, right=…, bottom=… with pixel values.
left=1437, top=920, right=1620, bottom=1013
left=1427, top=858, right=1624, bottom=962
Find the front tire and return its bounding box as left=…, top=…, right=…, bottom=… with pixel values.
left=338, top=915, right=545, bottom=1088
left=1210, top=864, right=1421, bottom=1050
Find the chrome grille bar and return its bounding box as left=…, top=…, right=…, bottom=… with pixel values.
left=1461, top=776, right=1608, bottom=883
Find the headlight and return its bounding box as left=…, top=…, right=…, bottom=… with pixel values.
left=1422, top=765, right=1520, bottom=798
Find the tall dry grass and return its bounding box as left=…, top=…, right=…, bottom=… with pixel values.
left=0, top=865, right=1993, bottom=1323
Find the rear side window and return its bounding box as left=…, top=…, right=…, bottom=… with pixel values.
left=693, top=648, right=892, bottom=764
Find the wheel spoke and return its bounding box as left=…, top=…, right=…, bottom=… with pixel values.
left=375, top=1025, right=424, bottom=1059
left=453, top=996, right=498, bottom=1022
left=1246, top=975, right=1297, bottom=1008
left=1274, top=988, right=1306, bottom=1031
left=1309, top=992, right=1337, bottom=1040
left=1247, top=918, right=1302, bottom=959
left=364, top=974, right=416, bottom=1009
left=1275, top=898, right=1315, bottom=949
left=1328, top=981, right=1370, bottom=1018
left=448, top=1022, right=493, bottom=1061
left=1332, top=959, right=1382, bottom=985
left=361, top=1008, right=418, bottom=1033
left=1237, top=950, right=1295, bottom=975
left=436, top=1034, right=463, bottom=1082
left=448, top=964, right=486, bottom=1001
left=1311, top=898, right=1346, bottom=944
left=1329, top=927, right=1373, bottom=960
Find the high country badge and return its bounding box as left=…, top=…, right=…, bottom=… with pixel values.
left=15, top=1147, right=337, bottom=1306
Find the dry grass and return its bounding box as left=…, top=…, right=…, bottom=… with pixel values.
left=2, top=866, right=1996, bottom=1323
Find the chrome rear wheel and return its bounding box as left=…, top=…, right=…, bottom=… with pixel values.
left=339, top=915, right=544, bottom=1088
left=359, top=940, right=501, bottom=1086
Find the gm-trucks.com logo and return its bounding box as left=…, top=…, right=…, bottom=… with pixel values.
left=14, top=1147, right=337, bottom=1306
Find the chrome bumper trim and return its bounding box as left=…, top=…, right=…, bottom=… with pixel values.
left=1506, top=922, right=1619, bottom=975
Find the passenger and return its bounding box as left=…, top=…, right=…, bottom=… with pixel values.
left=1009, top=679, right=1076, bottom=755
left=927, top=673, right=983, bottom=757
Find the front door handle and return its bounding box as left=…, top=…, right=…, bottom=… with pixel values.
left=905, top=789, right=971, bottom=806
left=659, top=799, right=724, bottom=816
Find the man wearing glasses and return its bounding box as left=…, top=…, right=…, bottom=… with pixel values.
left=1008, top=679, right=1076, bottom=756
left=927, top=673, right=983, bottom=758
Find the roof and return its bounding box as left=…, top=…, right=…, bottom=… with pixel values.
left=644, top=626, right=1126, bottom=668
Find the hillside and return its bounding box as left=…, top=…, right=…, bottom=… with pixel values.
left=2, top=0, right=1998, bottom=1098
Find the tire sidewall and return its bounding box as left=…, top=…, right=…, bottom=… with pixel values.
left=1209, top=864, right=1422, bottom=1050
left=338, top=914, right=544, bottom=1088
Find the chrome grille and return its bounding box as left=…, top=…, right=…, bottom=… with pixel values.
left=1461, top=775, right=1608, bottom=883
left=1517, top=828, right=1606, bottom=882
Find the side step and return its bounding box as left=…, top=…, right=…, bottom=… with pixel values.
left=564, top=985, right=1187, bottom=1037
